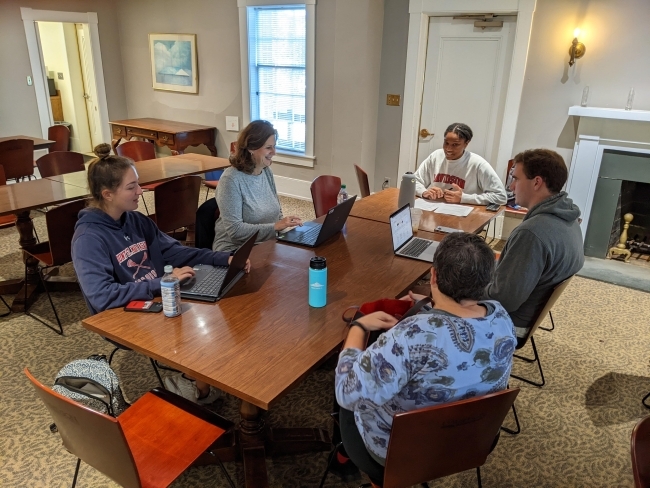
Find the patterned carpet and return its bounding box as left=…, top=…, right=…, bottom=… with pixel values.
left=1, top=191, right=648, bottom=487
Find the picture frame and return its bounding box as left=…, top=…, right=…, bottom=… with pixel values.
left=149, top=33, right=198, bottom=94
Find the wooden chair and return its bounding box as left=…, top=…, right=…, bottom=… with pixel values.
left=25, top=368, right=235, bottom=488
left=47, top=124, right=71, bottom=152
left=0, top=138, right=35, bottom=181
left=35, top=151, right=85, bottom=178
left=202, top=141, right=234, bottom=200
left=632, top=414, right=650, bottom=488
left=116, top=141, right=158, bottom=214
left=150, top=175, right=201, bottom=244
left=511, top=276, right=574, bottom=388
left=195, top=198, right=221, bottom=249
left=311, top=175, right=341, bottom=218
left=0, top=166, right=17, bottom=230
left=21, top=199, right=87, bottom=334
left=354, top=164, right=371, bottom=198
left=321, top=389, right=520, bottom=488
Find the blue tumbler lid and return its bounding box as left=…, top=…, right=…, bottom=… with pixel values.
left=310, top=256, right=327, bottom=270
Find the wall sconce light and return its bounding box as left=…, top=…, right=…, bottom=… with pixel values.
left=569, top=28, right=586, bottom=67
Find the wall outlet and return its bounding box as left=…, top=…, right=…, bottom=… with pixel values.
left=57, top=72, right=64, bottom=80
left=382, top=177, right=390, bottom=190
left=226, top=116, right=239, bottom=132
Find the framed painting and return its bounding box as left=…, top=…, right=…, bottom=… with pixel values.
left=149, top=33, right=198, bottom=93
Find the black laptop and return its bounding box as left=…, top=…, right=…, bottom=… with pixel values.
left=276, top=196, right=357, bottom=248
left=179, top=231, right=258, bottom=302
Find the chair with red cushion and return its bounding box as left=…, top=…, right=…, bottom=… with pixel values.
left=311, top=175, right=341, bottom=218
left=116, top=141, right=158, bottom=214
left=354, top=164, right=371, bottom=198
left=35, top=151, right=85, bottom=178
left=0, top=138, right=35, bottom=181
left=47, top=125, right=71, bottom=152
left=25, top=367, right=235, bottom=488
left=21, top=199, right=87, bottom=334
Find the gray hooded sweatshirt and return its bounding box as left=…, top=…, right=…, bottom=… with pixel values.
left=486, top=191, right=584, bottom=338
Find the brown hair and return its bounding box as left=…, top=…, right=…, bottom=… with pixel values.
left=87, top=143, right=135, bottom=207
left=513, top=149, right=568, bottom=193
left=230, top=120, right=278, bottom=174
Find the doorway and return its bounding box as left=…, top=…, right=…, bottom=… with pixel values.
left=416, top=16, right=517, bottom=168
left=21, top=8, right=110, bottom=150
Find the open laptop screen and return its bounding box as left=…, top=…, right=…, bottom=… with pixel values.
left=389, top=204, right=413, bottom=252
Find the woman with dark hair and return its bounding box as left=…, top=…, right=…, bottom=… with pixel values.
left=334, top=232, right=516, bottom=485
left=212, top=120, right=303, bottom=252
left=414, top=122, right=507, bottom=205
left=72, top=143, right=248, bottom=404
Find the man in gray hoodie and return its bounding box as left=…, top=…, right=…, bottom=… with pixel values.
left=486, top=149, right=584, bottom=345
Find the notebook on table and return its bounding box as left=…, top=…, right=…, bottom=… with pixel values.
left=389, top=204, right=439, bottom=262
left=179, top=231, right=258, bottom=302
left=276, top=196, right=357, bottom=248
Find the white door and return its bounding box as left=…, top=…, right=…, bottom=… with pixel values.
left=417, top=17, right=516, bottom=168
left=75, top=23, right=102, bottom=148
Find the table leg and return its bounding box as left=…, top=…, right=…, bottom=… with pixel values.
left=206, top=144, right=218, bottom=157
left=111, top=137, right=122, bottom=153
left=240, top=401, right=269, bottom=488
left=3, top=211, right=41, bottom=312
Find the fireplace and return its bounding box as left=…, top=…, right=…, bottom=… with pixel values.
left=565, top=106, right=650, bottom=266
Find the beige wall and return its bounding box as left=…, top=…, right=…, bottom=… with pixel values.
left=512, top=0, right=650, bottom=168
left=0, top=0, right=127, bottom=140
left=115, top=0, right=384, bottom=194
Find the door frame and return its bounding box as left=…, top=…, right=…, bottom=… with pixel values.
left=21, top=8, right=110, bottom=144
left=398, top=0, right=536, bottom=182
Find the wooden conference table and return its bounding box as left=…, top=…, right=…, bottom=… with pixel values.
left=0, top=135, right=55, bottom=150
left=81, top=188, right=497, bottom=487
left=350, top=187, right=504, bottom=234
left=0, top=154, right=229, bottom=312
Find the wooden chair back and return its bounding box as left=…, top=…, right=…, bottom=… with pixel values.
left=354, top=164, right=371, bottom=198
left=153, top=175, right=201, bottom=233
left=519, top=276, right=574, bottom=346
left=0, top=165, right=16, bottom=228
left=311, top=175, right=341, bottom=218
left=0, top=138, right=34, bottom=180
left=195, top=198, right=220, bottom=249
left=25, top=368, right=141, bottom=488
left=45, top=199, right=87, bottom=266
left=632, top=414, right=650, bottom=488
left=47, top=125, right=71, bottom=152
left=36, top=151, right=85, bottom=178
left=382, top=388, right=520, bottom=488
left=116, top=141, right=156, bottom=162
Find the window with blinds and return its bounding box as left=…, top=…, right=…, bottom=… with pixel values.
left=247, top=5, right=306, bottom=154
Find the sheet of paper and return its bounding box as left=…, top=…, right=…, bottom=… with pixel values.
left=433, top=203, right=473, bottom=217
left=414, top=199, right=441, bottom=211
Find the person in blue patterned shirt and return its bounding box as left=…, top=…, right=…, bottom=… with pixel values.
left=335, top=232, right=516, bottom=485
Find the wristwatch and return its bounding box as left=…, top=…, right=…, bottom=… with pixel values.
left=349, top=320, right=367, bottom=332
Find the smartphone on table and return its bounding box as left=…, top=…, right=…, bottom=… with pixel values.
left=124, top=301, right=163, bottom=313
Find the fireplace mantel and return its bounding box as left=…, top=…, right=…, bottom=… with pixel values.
left=565, top=106, right=650, bottom=240
left=568, top=105, right=650, bottom=123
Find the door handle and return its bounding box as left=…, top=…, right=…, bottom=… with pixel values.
left=420, top=128, right=433, bottom=138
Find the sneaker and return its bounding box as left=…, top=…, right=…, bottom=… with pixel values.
left=328, top=456, right=361, bottom=482
left=163, top=374, right=222, bottom=404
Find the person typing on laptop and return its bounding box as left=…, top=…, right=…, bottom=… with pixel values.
left=72, top=144, right=250, bottom=404
left=212, top=120, right=303, bottom=252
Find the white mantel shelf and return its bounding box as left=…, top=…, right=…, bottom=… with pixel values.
left=568, top=106, right=650, bottom=122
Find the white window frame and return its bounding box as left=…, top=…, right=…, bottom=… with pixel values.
left=238, top=0, right=316, bottom=168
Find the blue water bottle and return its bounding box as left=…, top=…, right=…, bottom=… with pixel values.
left=309, top=257, right=327, bottom=308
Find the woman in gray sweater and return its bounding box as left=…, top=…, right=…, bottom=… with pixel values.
left=212, top=120, right=303, bottom=252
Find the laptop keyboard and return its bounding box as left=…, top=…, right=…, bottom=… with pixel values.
left=400, top=238, right=433, bottom=258
left=185, top=266, right=228, bottom=296
left=291, top=225, right=321, bottom=244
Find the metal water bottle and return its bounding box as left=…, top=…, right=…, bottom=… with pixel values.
left=308, top=257, right=327, bottom=308
left=398, top=172, right=416, bottom=209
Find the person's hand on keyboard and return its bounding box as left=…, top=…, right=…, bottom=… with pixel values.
left=275, top=215, right=303, bottom=231
left=172, top=266, right=196, bottom=282
left=228, top=256, right=251, bottom=273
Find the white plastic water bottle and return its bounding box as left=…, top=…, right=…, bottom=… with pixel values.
left=337, top=184, right=348, bottom=205
left=160, top=265, right=181, bottom=317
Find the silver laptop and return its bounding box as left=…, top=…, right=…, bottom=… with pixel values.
left=389, top=204, right=439, bottom=262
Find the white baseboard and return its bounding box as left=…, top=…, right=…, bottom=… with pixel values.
left=274, top=175, right=312, bottom=201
